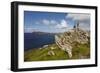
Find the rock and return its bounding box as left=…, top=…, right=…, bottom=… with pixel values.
left=47, top=50, right=55, bottom=56
left=39, top=48, right=42, bottom=49
left=55, top=23, right=90, bottom=58
left=51, top=47, right=55, bottom=50
left=55, top=35, right=72, bottom=58
left=43, top=45, right=48, bottom=48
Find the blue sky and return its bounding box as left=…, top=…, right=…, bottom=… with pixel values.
left=24, top=11, right=90, bottom=33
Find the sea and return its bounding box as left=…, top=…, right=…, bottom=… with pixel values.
left=24, top=32, right=55, bottom=50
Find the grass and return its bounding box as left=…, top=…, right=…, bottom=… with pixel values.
left=24, top=42, right=90, bottom=62
left=71, top=42, right=90, bottom=59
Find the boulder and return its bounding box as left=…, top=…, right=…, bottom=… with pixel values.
left=43, top=45, right=48, bottom=48
left=47, top=50, right=55, bottom=56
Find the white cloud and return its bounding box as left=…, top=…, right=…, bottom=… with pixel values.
left=24, top=27, right=34, bottom=33
left=61, top=19, right=68, bottom=27
left=55, top=19, right=68, bottom=29
left=35, top=22, right=40, bottom=25
left=24, top=27, right=39, bottom=33
left=35, top=19, right=70, bottom=29
left=79, top=23, right=90, bottom=30
left=42, top=19, right=50, bottom=25
left=50, top=20, right=57, bottom=24
left=66, top=13, right=90, bottom=21
left=35, top=19, right=58, bottom=26
left=66, top=13, right=90, bottom=30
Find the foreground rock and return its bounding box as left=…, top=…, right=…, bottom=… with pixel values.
left=47, top=50, right=55, bottom=56
left=55, top=23, right=90, bottom=58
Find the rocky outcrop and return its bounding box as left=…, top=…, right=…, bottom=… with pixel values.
left=47, top=50, right=55, bottom=56
left=55, top=35, right=72, bottom=58
left=55, top=23, right=90, bottom=58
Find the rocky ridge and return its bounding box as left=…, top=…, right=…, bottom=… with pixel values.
left=55, top=24, right=90, bottom=58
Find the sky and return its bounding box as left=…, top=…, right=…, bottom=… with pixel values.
left=24, top=11, right=90, bottom=33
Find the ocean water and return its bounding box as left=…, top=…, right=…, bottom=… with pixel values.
left=24, top=33, right=55, bottom=50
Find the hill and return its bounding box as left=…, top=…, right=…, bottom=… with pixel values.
left=24, top=28, right=90, bottom=62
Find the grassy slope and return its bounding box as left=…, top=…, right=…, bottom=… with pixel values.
left=24, top=43, right=90, bottom=62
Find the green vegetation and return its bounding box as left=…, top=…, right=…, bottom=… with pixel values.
left=72, top=42, right=90, bottom=59
left=24, top=42, right=90, bottom=62
left=24, top=44, right=69, bottom=62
